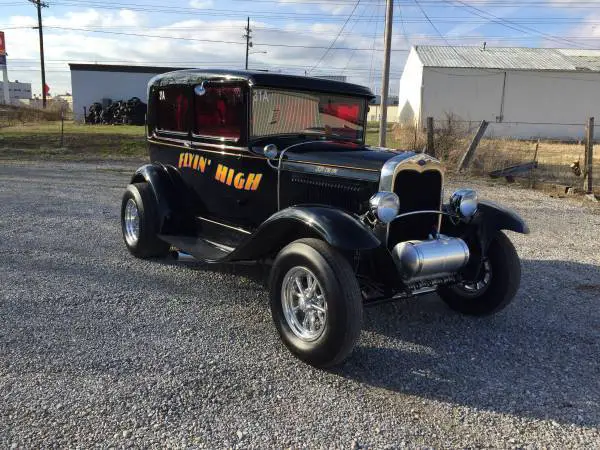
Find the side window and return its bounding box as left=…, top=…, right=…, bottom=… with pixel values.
left=195, top=85, right=244, bottom=140
left=157, top=86, right=190, bottom=133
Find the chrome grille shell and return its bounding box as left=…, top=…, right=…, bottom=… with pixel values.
left=376, top=153, right=445, bottom=245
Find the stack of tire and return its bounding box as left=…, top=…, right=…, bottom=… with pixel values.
left=86, top=103, right=104, bottom=124
left=86, top=97, right=146, bottom=125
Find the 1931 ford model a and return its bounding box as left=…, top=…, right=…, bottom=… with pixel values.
left=121, top=70, right=528, bottom=367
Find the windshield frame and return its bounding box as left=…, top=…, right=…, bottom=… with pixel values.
left=249, top=87, right=369, bottom=145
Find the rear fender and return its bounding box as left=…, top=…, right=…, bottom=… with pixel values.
left=229, top=205, right=381, bottom=261
left=130, top=163, right=195, bottom=235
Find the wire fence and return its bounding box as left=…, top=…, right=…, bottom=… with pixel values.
left=383, top=116, right=598, bottom=194
left=2, top=105, right=597, bottom=193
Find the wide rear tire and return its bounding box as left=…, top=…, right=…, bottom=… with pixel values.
left=120, top=182, right=170, bottom=259
left=438, top=231, right=521, bottom=316
left=269, top=238, right=363, bottom=367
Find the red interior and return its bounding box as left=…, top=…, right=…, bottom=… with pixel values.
left=196, top=87, right=243, bottom=139
left=321, top=102, right=360, bottom=124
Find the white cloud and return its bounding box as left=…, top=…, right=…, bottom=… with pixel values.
left=546, top=12, right=600, bottom=48
left=277, top=0, right=353, bottom=15
left=189, top=0, right=214, bottom=8
left=4, top=7, right=408, bottom=97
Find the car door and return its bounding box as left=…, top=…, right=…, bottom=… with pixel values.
left=187, top=81, right=273, bottom=245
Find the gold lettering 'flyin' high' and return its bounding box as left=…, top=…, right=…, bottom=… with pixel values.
left=177, top=152, right=263, bottom=191
left=214, top=164, right=263, bottom=191
left=178, top=152, right=211, bottom=173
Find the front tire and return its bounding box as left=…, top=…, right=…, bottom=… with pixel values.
left=269, top=238, right=363, bottom=367
left=120, top=183, right=170, bottom=258
left=438, top=231, right=521, bottom=316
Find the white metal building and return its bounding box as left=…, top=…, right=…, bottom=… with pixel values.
left=69, top=64, right=186, bottom=121
left=398, top=46, right=600, bottom=139
left=0, top=80, right=32, bottom=104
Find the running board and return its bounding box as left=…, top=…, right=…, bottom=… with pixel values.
left=158, top=235, right=233, bottom=262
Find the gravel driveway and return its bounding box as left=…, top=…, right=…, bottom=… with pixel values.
left=1, top=161, right=599, bottom=448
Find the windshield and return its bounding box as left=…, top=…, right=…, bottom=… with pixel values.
left=251, top=88, right=366, bottom=142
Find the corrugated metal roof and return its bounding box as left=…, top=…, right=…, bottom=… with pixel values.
left=557, top=48, right=600, bottom=71
left=415, top=46, right=600, bottom=72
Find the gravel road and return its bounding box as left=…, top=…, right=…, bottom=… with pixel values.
left=1, top=161, right=599, bottom=448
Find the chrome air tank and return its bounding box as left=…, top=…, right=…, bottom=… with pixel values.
left=392, top=236, right=470, bottom=282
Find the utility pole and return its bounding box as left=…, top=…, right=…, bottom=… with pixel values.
left=0, top=31, right=9, bottom=105
left=29, top=0, right=48, bottom=108
left=244, top=17, right=252, bottom=70
left=584, top=117, right=594, bottom=194
left=378, top=0, right=394, bottom=147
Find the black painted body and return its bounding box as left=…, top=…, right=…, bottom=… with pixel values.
left=130, top=69, right=529, bottom=292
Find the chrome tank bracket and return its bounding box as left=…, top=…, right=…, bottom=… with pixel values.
left=392, top=236, right=470, bottom=282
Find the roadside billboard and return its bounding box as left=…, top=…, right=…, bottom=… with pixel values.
left=0, top=31, right=5, bottom=56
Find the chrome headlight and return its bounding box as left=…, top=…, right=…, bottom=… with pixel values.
left=369, top=191, right=400, bottom=224
left=450, top=189, right=479, bottom=218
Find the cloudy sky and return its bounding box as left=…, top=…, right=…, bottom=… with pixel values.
left=2, top=0, right=599, bottom=97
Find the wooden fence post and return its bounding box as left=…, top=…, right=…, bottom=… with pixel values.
left=530, top=139, right=540, bottom=189
left=584, top=117, right=594, bottom=194
left=457, top=120, right=489, bottom=172
left=426, top=116, right=435, bottom=156
left=59, top=110, right=64, bottom=148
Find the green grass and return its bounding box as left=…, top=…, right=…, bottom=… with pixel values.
left=365, top=128, right=404, bottom=149
left=0, top=121, right=407, bottom=161
left=0, top=121, right=147, bottom=161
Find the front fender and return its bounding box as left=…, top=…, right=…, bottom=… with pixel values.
left=477, top=200, right=530, bottom=235
left=229, top=205, right=380, bottom=261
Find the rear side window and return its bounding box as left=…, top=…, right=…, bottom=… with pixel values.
left=156, top=86, right=190, bottom=133
left=195, top=85, right=244, bottom=140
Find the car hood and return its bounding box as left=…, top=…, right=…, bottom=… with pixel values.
left=282, top=140, right=413, bottom=173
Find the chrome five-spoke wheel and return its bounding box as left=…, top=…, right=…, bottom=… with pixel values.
left=461, top=259, right=492, bottom=294
left=270, top=238, right=363, bottom=367
left=281, top=266, right=327, bottom=342
left=123, top=198, right=140, bottom=246
left=438, top=231, right=521, bottom=316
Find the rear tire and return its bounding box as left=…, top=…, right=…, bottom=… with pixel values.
left=438, top=231, right=521, bottom=316
left=269, top=238, right=363, bottom=367
left=120, top=182, right=170, bottom=258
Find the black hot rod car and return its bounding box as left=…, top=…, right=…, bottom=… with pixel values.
left=121, top=70, right=528, bottom=367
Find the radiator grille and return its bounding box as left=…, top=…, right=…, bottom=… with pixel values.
left=388, top=169, right=442, bottom=247
left=289, top=173, right=371, bottom=213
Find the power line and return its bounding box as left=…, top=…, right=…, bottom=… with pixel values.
left=412, top=0, right=478, bottom=69
left=6, top=23, right=600, bottom=42
left=4, top=25, right=411, bottom=51
left=396, top=0, right=410, bottom=48
left=342, top=2, right=379, bottom=73
left=307, top=0, right=361, bottom=74
left=368, top=1, right=384, bottom=91
left=6, top=58, right=407, bottom=74
left=4, top=0, right=600, bottom=6
left=445, top=0, right=593, bottom=49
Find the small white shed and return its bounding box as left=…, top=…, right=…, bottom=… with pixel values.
left=398, top=46, right=600, bottom=139
left=69, top=64, right=186, bottom=121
